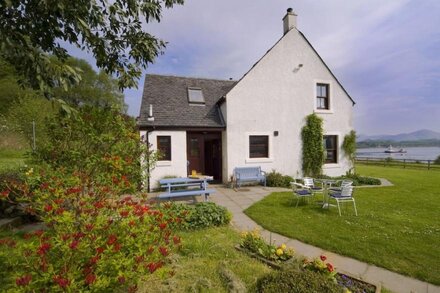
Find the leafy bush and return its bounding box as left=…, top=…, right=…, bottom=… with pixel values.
left=240, top=229, right=294, bottom=262
left=161, top=202, right=231, bottom=230
left=434, top=155, right=440, bottom=165
left=32, top=106, right=157, bottom=192
left=266, top=170, right=294, bottom=188
left=254, top=268, right=342, bottom=293
left=301, top=114, right=324, bottom=177
left=0, top=170, right=181, bottom=292
left=317, top=173, right=380, bottom=186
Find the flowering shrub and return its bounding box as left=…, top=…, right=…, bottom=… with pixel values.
left=0, top=169, right=181, bottom=292
left=303, top=255, right=337, bottom=281
left=240, top=229, right=294, bottom=262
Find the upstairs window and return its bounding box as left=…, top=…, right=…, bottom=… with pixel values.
left=157, top=136, right=171, bottom=161
left=323, top=135, right=337, bottom=163
left=249, top=135, right=269, bottom=158
left=188, top=87, right=205, bottom=104
left=316, top=83, right=329, bottom=110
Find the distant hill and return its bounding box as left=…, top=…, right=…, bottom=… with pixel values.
left=358, top=129, right=440, bottom=142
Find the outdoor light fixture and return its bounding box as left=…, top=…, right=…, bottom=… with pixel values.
left=274, top=131, right=279, bottom=136
left=293, top=64, right=303, bottom=73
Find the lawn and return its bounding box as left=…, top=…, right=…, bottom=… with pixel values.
left=245, top=165, right=440, bottom=285
left=0, top=148, right=27, bottom=171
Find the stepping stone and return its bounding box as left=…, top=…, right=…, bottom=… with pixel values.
left=0, top=217, right=22, bottom=231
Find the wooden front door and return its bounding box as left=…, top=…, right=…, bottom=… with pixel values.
left=187, top=133, right=205, bottom=175
left=186, top=132, right=222, bottom=181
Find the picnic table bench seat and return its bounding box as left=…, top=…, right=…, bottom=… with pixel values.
left=233, top=166, right=266, bottom=188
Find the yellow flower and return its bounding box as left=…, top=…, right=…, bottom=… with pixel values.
left=25, top=168, right=34, bottom=176
left=280, top=244, right=287, bottom=250
left=343, top=289, right=352, bottom=293
left=276, top=248, right=283, bottom=256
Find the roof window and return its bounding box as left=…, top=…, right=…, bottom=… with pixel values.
left=187, top=87, right=205, bottom=104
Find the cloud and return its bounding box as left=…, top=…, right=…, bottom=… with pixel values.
left=64, top=1, right=440, bottom=134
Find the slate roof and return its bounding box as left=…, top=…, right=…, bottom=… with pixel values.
left=138, top=74, right=237, bottom=129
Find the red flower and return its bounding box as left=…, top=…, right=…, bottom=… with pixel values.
left=40, top=182, right=49, bottom=189
left=147, top=262, right=158, bottom=273
left=93, top=201, right=104, bottom=209
left=320, top=255, right=327, bottom=261
left=54, top=199, right=64, bottom=205
left=55, top=207, right=65, bottom=215
left=135, top=255, right=144, bottom=263
left=128, top=285, right=138, bottom=293
left=1, top=190, right=10, bottom=198
left=34, top=230, right=44, bottom=237
left=66, top=187, right=81, bottom=194
left=326, top=263, right=334, bottom=272
left=73, top=232, right=86, bottom=239
left=85, top=273, right=96, bottom=285
left=53, top=275, right=70, bottom=289
left=118, top=276, right=126, bottom=284
left=159, top=246, right=168, bottom=257
left=129, top=220, right=136, bottom=227
left=44, top=204, right=53, bottom=212
left=107, top=234, right=117, bottom=245
left=69, top=240, right=79, bottom=250
left=89, top=255, right=100, bottom=265
left=113, top=242, right=121, bottom=252
left=96, top=247, right=105, bottom=254
left=159, top=222, right=167, bottom=230
left=15, top=274, right=32, bottom=286
left=173, top=236, right=181, bottom=245
left=37, top=243, right=51, bottom=255
left=85, top=224, right=94, bottom=231
left=120, top=210, right=129, bottom=217
left=23, top=233, right=33, bottom=240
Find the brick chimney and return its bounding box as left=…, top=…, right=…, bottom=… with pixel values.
left=283, top=8, right=297, bottom=35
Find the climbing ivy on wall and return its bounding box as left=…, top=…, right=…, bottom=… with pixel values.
left=342, top=130, right=357, bottom=173
left=301, top=113, right=324, bottom=177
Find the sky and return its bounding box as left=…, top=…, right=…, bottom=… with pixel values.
left=68, top=0, right=440, bottom=135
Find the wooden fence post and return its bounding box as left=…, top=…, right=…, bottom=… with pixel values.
left=428, top=160, right=431, bottom=170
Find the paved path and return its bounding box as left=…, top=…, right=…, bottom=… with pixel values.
left=210, top=186, right=439, bottom=293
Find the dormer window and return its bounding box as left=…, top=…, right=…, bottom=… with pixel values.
left=188, top=87, right=205, bottom=104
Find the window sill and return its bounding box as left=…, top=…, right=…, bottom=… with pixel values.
left=157, top=161, right=172, bottom=167
left=315, top=109, right=334, bottom=114
left=323, top=163, right=340, bottom=169
left=245, top=158, right=273, bottom=164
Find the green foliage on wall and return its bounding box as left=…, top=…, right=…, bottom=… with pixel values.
left=301, top=114, right=324, bottom=177
left=342, top=130, right=357, bottom=172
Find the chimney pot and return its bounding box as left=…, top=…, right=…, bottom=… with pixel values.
left=283, top=8, right=297, bottom=34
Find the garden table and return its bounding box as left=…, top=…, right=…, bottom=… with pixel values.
left=315, top=179, right=338, bottom=208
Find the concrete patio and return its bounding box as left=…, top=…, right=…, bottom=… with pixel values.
left=210, top=185, right=439, bottom=293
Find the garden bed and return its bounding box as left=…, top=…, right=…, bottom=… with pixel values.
left=236, top=243, right=380, bottom=293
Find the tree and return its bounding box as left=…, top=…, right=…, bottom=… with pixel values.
left=52, top=58, right=127, bottom=112
left=301, top=114, right=324, bottom=177
left=0, top=0, right=184, bottom=94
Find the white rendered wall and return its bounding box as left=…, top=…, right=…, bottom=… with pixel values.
left=223, top=28, right=354, bottom=181
left=139, top=130, right=188, bottom=189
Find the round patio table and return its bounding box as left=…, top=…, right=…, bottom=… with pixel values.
left=315, top=179, right=338, bottom=208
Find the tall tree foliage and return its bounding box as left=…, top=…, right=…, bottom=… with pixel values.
left=52, top=58, right=127, bottom=111
left=301, top=114, right=324, bottom=177
left=0, top=0, right=184, bottom=94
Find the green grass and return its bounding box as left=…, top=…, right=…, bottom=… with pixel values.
left=0, top=148, right=28, bottom=171
left=140, top=226, right=271, bottom=292
left=245, top=165, right=440, bottom=285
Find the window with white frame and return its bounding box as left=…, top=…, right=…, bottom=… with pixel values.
left=323, top=135, right=338, bottom=163
left=249, top=135, right=269, bottom=158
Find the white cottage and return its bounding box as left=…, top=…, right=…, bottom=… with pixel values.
left=138, top=9, right=355, bottom=189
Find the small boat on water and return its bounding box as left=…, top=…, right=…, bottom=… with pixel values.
left=384, top=145, right=407, bottom=153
